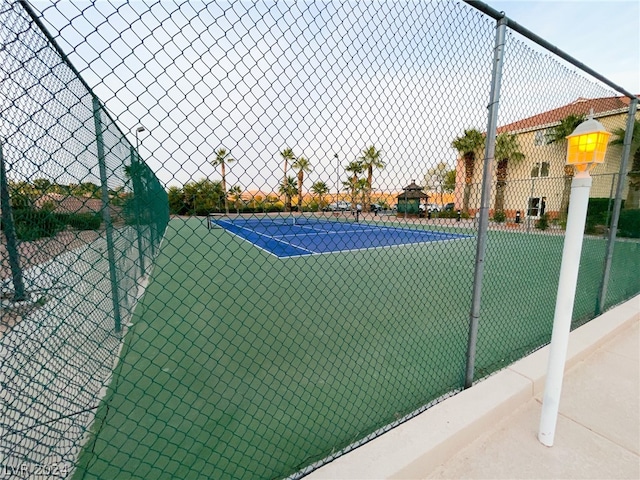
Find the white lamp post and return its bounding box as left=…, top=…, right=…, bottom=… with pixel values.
left=538, top=110, right=610, bottom=447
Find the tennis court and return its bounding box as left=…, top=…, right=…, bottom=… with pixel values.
left=74, top=218, right=639, bottom=479
left=209, top=214, right=472, bottom=257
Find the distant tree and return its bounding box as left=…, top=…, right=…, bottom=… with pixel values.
left=443, top=169, right=456, bottom=194
left=182, top=178, right=225, bottom=215
left=8, top=180, right=35, bottom=209
left=611, top=119, right=640, bottom=210
left=548, top=114, right=586, bottom=220
left=167, top=186, right=185, bottom=215
left=452, top=129, right=485, bottom=213
left=342, top=177, right=367, bottom=212
left=280, top=148, right=295, bottom=194
left=292, top=156, right=311, bottom=212
left=423, top=162, right=452, bottom=206
left=211, top=148, right=235, bottom=215
left=279, top=176, right=298, bottom=212
left=71, top=182, right=101, bottom=198
left=344, top=161, right=364, bottom=210
left=311, top=181, right=329, bottom=210
left=493, top=133, right=525, bottom=214
left=358, top=146, right=384, bottom=211
left=546, top=114, right=586, bottom=145
left=265, top=194, right=279, bottom=205
left=229, top=185, right=243, bottom=214
left=32, top=178, right=52, bottom=194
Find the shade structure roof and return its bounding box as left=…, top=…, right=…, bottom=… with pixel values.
left=397, top=181, right=428, bottom=200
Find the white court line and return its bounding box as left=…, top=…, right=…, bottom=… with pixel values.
left=275, top=227, right=468, bottom=239
left=217, top=221, right=316, bottom=254
left=281, top=236, right=473, bottom=258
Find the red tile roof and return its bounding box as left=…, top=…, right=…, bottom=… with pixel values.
left=497, top=95, right=638, bottom=134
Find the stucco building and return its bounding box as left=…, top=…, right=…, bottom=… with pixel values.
left=454, top=96, right=639, bottom=220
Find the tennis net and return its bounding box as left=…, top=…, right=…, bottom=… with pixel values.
left=207, top=212, right=360, bottom=230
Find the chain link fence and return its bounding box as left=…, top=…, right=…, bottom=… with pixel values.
left=1, top=0, right=638, bottom=478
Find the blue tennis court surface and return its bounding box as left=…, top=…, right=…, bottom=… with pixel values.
left=211, top=216, right=472, bottom=258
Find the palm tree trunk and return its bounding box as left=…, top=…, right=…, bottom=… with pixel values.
left=366, top=167, right=373, bottom=211
left=221, top=161, right=229, bottom=215
left=297, top=172, right=303, bottom=213
left=559, top=165, right=574, bottom=222
left=625, top=172, right=640, bottom=210
left=624, top=150, right=640, bottom=210
left=283, top=159, right=288, bottom=200
left=493, top=159, right=508, bottom=213
left=463, top=153, right=475, bottom=213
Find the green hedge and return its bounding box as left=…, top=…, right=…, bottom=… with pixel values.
left=584, top=197, right=627, bottom=234
left=12, top=209, right=65, bottom=241
left=1, top=209, right=102, bottom=241
left=618, top=209, right=640, bottom=238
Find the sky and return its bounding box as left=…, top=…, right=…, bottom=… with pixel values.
left=489, top=0, right=639, bottom=94
left=4, top=0, right=639, bottom=194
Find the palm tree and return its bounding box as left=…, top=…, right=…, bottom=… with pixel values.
left=291, top=156, right=311, bottom=213
left=280, top=148, right=295, bottom=194
left=493, top=133, right=525, bottom=214
left=279, top=176, right=298, bottom=212
left=342, top=177, right=367, bottom=212
left=311, top=181, right=329, bottom=210
left=423, top=162, right=451, bottom=206
left=452, top=129, right=485, bottom=213
left=345, top=160, right=364, bottom=210
left=611, top=119, right=640, bottom=210
left=358, top=146, right=384, bottom=212
left=548, top=114, right=586, bottom=220
left=211, top=148, right=235, bottom=215
left=228, top=185, right=242, bottom=214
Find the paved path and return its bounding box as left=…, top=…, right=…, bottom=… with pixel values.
left=426, top=315, right=639, bottom=479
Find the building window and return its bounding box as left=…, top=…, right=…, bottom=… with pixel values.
left=534, top=128, right=552, bottom=146
left=527, top=197, right=547, bottom=217
left=531, top=162, right=550, bottom=178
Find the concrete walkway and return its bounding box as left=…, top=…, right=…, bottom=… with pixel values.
left=308, top=295, right=639, bottom=479
left=427, top=306, right=639, bottom=479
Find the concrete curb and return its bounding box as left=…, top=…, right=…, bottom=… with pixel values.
left=307, top=294, right=640, bottom=480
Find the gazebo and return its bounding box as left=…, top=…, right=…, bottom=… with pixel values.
left=397, top=181, right=428, bottom=217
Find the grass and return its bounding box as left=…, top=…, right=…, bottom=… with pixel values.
left=74, top=217, right=639, bottom=479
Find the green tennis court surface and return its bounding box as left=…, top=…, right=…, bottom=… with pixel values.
left=74, top=218, right=639, bottom=479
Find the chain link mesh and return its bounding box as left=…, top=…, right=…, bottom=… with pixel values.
left=1, top=1, right=638, bottom=478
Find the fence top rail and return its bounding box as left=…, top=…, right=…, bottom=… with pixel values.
left=16, top=0, right=136, bottom=155
left=464, top=0, right=636, bottom=100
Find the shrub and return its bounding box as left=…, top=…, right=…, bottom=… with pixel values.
left=66, top=212, right=101, bottom=230
left=493, top=210, right=506, bottom=223
left=618, top=209, right=640, bottom=238
left=264, top=203, right=283, bottom=213
left=584, top=197, right=624, bottom=234
left=535, top=213, right=549, bottom=231
left=13, top=209, right=65, bottom=241
left=437, top=209, right=459, bottom=219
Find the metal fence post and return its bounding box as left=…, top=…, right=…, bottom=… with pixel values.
left=130, top=146, right=146, bottom=278
left=602, top=173, right=617, bottom=237
left=93, top=96, right=122, bottom=333
left=596, top=98, right=638, bottom=314
left=464, top=16, right=507, bottom=389
left=145, top=165, right=157, bottom=257
left=0, top=140, right=26, bottom=301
